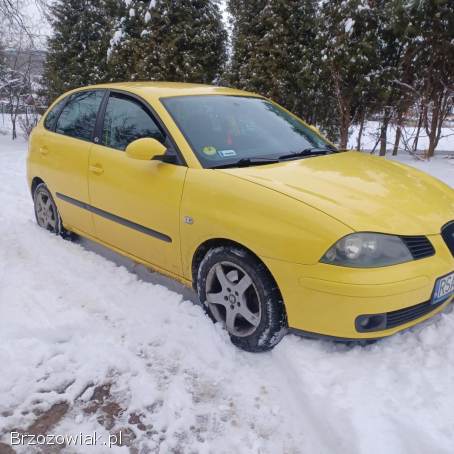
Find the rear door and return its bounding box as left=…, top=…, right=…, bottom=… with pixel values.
left=88, top=91, right=187, bottom=276
left=42, top=89, right=105, bottom=235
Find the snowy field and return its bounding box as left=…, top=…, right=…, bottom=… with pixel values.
left=0, top=131, right=454, bottom=454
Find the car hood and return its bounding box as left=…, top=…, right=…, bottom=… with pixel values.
left=221, top=152, right=454, bottom=235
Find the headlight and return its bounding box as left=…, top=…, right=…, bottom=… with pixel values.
left=320, top=233, right=413, bottom=267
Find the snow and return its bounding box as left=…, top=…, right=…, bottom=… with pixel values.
left=0, top=130, right=454, bottom=453
left=344, top=18, right=355, bottom=34
left=107, top=30, right=125, bottom=59
left=348, top=120, right=454, bottom=154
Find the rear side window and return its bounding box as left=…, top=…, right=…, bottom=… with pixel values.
left=55, top=90, right=104, bottom=141
left=102, top=93, right=165, bottom=151
left=44, top=99, right=66, bottom=131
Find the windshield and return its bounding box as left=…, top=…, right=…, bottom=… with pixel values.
left=161, top=95, right=334, bottom=168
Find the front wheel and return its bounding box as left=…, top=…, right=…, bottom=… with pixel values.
left=197, top=246, right=287, bottom=352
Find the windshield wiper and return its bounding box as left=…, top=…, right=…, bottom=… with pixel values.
left=210, top=147, right=337, bottom=169
left=278, top=147, right=335, bottom=161
left=210, top=157, right=280, bottom=169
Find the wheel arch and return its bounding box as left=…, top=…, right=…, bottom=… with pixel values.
left=191, top=238, right=281, bottom=295
left=30, top=176, right=45, bottom=197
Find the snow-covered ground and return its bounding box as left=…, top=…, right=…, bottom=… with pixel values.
left=348, top=120, right=454, bottom=154
left=0, top=131, right=453, bottom=454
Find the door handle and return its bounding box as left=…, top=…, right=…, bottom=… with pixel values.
left=89, top=164, right=104, bottom=175
left=39, top=146, right=49, bottom=156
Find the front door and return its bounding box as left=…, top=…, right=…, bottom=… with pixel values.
left=88, top=92, right=187, bottom=276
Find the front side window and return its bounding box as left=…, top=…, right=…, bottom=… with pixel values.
left=55, top=90, right=104, bottom=141
left=162, top=95, right=333, bottom=168
left=44, top=98, right=66, bottom=131
left=102, top=93, right=165, bottom=151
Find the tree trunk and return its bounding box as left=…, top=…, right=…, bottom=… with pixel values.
left=333, top=71, right=350, bottom=149
left=356, top=111, right=366, bottom=151
left=412, top=102, right=424, bottom=152
left=11, top=119, right=17, bottom=140
left=392, top=110, right=404, bottom=156
left=379, top=108, right=391, bottom=156
left=339, top=116, right=350, bottom=149
left=427, top=105, right=439, bottom=158
left=338, top=99, right=351, bottom=149
left=426, top=91, right=447, bottom=158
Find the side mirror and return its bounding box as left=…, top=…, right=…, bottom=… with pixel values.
left=125, top=137, right=167, bottom=161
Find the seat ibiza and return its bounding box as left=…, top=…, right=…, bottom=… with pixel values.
left=27, top=82, right=454, bottom=352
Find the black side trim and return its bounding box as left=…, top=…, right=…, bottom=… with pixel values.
left=56, top=193, right=172, bottom=243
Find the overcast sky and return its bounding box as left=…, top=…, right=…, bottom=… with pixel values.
left=18, top=0, right=50, bottom=48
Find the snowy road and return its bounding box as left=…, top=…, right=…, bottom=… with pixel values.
left=0, top=135, right=454, bottom=453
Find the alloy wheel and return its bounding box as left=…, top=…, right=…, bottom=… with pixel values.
left=205, top=261, right=261, bottom=337
left=35, top=190, right=58, bottom=232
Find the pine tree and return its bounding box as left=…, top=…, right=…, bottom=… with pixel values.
left=227, top=1, right=320, bottom=125
left=369, top=0, right=416, bottom=156
left=108, top=0, right=227, bottom=83
left=384, top=0, right=417, bottom=155
left=317, top=0, right=383, bottom=149
left=106, top=0, right=150, bottom=81
left=408, top=0, right=454, bottom=157
left=42, top=0, right=118, bottom=103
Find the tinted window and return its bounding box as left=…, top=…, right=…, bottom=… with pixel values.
left=44, top=98, right=66, bottom=131
left=162, top=95, right=332, bottom=168
left=55, top=90, right=104, bottom=141
left=102, top=94, right=165, bottom=151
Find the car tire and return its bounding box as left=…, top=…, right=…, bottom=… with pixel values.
left=33, top=183, right=75, bottom=240
left=197, top=246, right=287, bottom=352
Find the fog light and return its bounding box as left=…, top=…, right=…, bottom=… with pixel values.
left=355, top=314, right=386, bottom=332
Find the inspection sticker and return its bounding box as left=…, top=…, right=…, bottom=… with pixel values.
left=218, top=149, right=237, bottom=158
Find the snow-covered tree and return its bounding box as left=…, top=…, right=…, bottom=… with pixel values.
left=106, top=0, right=150, bottom=81
left=42, top=0, right=118, bottom=102
left=227, top=1, right=320, bottom=125
left=108, top=0, right=227, bottom=83
left=0, top=53, right=33, bottom=139
left=317, top=0, right=386, bottom=149
left=408, top=0, right=454, bottom=157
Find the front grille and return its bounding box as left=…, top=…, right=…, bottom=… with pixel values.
left=441, top=221, right=454, bottom=257
left=400, top=235, right=435, bottom=260
left=386, top=298, right=447, bottom=329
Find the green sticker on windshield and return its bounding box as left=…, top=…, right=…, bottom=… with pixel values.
left=202, top=146, right=217, bottom=156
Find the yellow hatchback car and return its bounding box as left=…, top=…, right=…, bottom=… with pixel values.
left=27, top=82, right=454, bottom=351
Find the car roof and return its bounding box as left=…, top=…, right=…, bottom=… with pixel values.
left=77, top=81, right=261, bottom=100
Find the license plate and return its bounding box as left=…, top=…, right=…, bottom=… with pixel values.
left=432, top=271, right=454, bottom=304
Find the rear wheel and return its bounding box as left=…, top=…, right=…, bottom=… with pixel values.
left=33, top=183, right=74, bottom=239
left=197, top=246, right=287, bottom=352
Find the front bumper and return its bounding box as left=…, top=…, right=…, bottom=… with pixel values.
left=262, top=234, right=454, bottom=339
